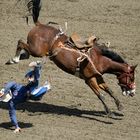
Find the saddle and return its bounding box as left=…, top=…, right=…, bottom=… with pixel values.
left=68, top=32, right=97, bottom=50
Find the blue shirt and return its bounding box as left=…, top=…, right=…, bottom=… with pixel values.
left=25, top=65, right=41, bottom=93
left=4, top=65, right=42, bottom=128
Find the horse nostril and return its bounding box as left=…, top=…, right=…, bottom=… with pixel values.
left=131, top=83, right=136, bottom=89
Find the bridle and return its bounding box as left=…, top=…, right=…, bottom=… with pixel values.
left=117, top=70, right=135, bottom=89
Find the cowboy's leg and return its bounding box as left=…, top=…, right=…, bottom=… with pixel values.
left=97, top=76, right=123, bottom=111
left=8, top=100, right=21, bottom=132
left=29, top=86, right=48, bottom=101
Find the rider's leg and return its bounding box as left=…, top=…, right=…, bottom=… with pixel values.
left=29, top=86, right=48, bottom=101
left=29, top=81, right=51, bottom=101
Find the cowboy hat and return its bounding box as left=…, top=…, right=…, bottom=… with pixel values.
left=0, top=88, right=12, bottom=102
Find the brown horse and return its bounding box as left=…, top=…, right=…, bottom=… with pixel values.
left=6, top=0, right=137, bottom=116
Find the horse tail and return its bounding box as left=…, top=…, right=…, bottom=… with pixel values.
left=28, top=0, right=42, bottom=25
left=17, top=0, right=42, bottom=25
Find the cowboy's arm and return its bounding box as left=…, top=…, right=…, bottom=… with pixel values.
left=33, top=64, right=42, bottom=81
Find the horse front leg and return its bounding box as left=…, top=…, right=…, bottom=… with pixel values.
left=97, top=76, right=124, bottom=111
left=101, top=85, right=123, bottom=111
left=105, top=87, right=123, bottom=111
left=86, top=77, right=113, bottom=117
left=5, top=40, right=30, bottom=65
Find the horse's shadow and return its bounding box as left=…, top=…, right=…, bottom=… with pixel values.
left=0, top=101, right=124, bottom=126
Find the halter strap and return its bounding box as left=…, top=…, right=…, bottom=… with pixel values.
left=117, top=69, right=134, bottom=89
left=49, top=31, right=101, bottom=78
left=49, top=30, right=65, bottom=53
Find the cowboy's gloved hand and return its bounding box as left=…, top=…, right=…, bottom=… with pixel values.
left=14, top=127, right=21, bottom=133
left=29, top=61, right=42, bottom=67
left=36, top=61, right=42, bottom=66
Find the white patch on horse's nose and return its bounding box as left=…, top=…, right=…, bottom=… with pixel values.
left=122, top=89, right=136, bottom=97
left=130, top=89, right=136, bottom=94
left=122, top=90, right=127, bottom=96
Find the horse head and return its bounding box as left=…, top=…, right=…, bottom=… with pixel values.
left=117, top=64, right=137, bottom=97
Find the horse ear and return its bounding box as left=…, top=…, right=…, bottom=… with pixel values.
left=131, top=64, right=138, bottom=71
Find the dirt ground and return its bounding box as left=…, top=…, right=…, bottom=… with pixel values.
left=0, top=0, right=140, bottom=139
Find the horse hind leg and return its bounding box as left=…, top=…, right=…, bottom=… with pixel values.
left=20, top=49, right=30, bottom=60
left=97, top=76, right=124, bottom=111
left=5, top=39, right=30, bottom=65
left=85, top=77, right=113, bottom=117
left=6, top=39, right=23, bottom=64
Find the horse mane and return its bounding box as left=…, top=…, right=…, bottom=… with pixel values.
left=96, top=45, right=126, bottom=63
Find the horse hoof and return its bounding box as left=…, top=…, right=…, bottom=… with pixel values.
left=5, top=60, right=13, bottom=65
left=118, top=104, right=124, bottom=111
left=5, top=59, right=18, bottom=65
